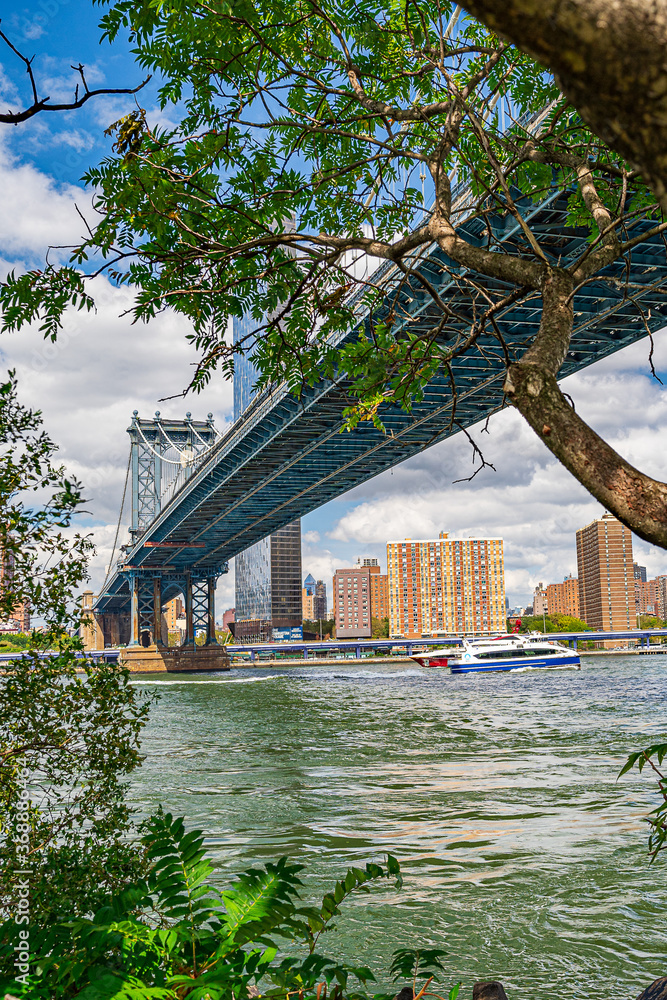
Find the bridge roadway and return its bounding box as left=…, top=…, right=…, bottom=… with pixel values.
left=96, top=185, right=667, bottom=616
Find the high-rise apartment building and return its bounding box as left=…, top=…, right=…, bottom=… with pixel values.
left=576, top=513, right=633, bottom=630
left=333, top=565, right=373, bottom=638
left=387, top=532, right=505, bottom=638
left=314, top=580, right=327, bottom=620
left=233, top=318, right=302, bottom=642
left=635, top=578, right=658, bottom=616
left=635, top=575, right=667, bottom=620
left=333, top=559, right=385, bottom=637
left=656, top=576, right=667, bottom=620
left=546, top=575, right=580, bottom=618
left=302, top=588, right=315, bottom=621
left=370, top=567, right=389, bottom=621
left=532, top=582, right=548, bottom=616
left=634, top=563, right=648, bottom=583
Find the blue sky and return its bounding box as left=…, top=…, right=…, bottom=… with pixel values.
left=2, top=3, right=667, bottom=613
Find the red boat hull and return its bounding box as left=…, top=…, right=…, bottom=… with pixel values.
left=412, top=655, right=449, bottom=668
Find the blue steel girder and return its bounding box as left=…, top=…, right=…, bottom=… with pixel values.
left=94, top=185, right=667, bottom=615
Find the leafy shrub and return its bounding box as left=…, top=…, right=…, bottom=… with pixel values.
left=619, top=742, right=667, bottom=860
left=0, top=810, right=461, bottom=1000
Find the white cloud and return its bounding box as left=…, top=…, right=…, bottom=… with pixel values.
left=302, top=529, right=320, bottom=544
left=0, top=133, right=90, bottom=263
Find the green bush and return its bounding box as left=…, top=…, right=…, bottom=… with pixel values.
left=0, top=810, right=459, bottom=1000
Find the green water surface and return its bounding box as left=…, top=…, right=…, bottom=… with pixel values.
left=129, top=657, right=667, bottom=1000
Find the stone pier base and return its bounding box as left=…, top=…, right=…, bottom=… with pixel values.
left=119, top=644, right=231, bottom=673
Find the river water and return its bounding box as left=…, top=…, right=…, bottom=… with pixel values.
left=129, top=656, right=667, bottom=1000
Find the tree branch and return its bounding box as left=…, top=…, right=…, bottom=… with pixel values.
left=0, top=25, right=150, bottom=124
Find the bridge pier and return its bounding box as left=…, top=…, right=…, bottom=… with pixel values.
left=206, top=576, right=217, bottom=645
left=153, top=577, right=163, bottom=647
left=121, top=568, right=228, bottom=671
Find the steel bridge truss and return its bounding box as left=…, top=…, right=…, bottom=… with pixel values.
left=124, top=566, right=226, bottom=648
left=128, top=412, right=219, bottom=542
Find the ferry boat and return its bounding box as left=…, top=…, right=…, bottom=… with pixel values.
left=410, top=634, right=580, bottom=673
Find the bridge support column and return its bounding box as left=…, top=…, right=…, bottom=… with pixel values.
left=183, top=575, right=195, bottom=646
left=205, top=576, right=218, bottom=646
left=130, top=575, right=140, bottom=646
left=153, top=577, right=164, bottom=647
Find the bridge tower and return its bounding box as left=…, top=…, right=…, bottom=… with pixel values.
left=86, top=412, right=231, bottom=672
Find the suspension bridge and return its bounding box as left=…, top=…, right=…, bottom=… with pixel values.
left=84, top=181, right=667, bottom=670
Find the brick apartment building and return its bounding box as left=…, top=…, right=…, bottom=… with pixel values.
left=576, top=513, right=633, bottom=630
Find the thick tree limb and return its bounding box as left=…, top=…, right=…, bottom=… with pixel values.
left=504, top=264, right=667, bottom=547
left=505, top=364, right=667, bottom=548
left=457, top=0, right=667, bottom=211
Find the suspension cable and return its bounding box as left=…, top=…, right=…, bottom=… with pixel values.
left=101, top=452, right=131, bottom=590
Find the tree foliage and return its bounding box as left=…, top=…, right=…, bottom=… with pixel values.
left=0, top=810, right=418, bottom=1000
left=0, top=372, right=152, bottom=926
left=303, top=618, right=336, bottom=638
left=4, top=0, right=667, bottom=545
left=619, top=742, right=667, bottom=862
left=371, top=617, right=390, bottom=639
left=512, top=614, right=591, bottom=634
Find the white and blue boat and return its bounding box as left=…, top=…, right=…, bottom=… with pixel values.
left=411, top=633, right=580, bottom=673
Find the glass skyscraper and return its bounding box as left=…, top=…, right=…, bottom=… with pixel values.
left=233, top=316, right=302, bottom=642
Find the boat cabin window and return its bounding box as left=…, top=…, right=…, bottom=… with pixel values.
left=474, top=647, right=559, bottom=659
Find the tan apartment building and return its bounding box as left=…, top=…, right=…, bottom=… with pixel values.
left=576, top=513, right=633, bottom=630
left=546, top=575, right=580, bottom=618
left=164, top=597, right=184, bottom=631
left=635, top=575, right=667, bottom=620
left=532, top=582, right=548, bottom=616
left=369, top=562, right=389, bottom=620
left=302, top=589, right=315, bottom=621
left=387, top=532, right=505, bottom=638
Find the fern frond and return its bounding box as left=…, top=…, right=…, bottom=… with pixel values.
left=142, top=811, right=217, bottom=926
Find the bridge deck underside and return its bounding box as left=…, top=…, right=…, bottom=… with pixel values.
left=96, top=189, right=667, bottom=613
